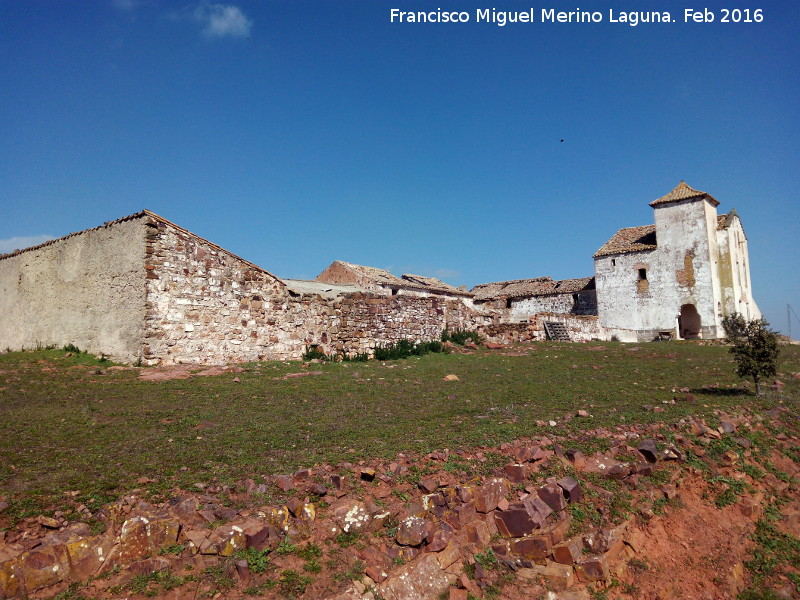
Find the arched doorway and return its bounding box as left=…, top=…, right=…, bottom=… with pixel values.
left=679, top=304, right=701, bottom=339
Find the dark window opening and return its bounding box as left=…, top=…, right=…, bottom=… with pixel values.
left=638, top=268, right=647, bottom=280
left=505, top=298, right=513, bottom=309
left=611, top=259, right=616, bottom=267
left=391, top=289, right=398, bottom=296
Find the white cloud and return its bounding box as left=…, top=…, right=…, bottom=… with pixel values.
left=0, top=235, right=56, bottom=254
left=193, top=2, right=253, bottom=38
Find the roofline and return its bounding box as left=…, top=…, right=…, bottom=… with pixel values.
left=144, top=210, right=285, bottom=286
left=0, top=210, right=151, bottom=261
left=0, top=209, right=286, bottom=286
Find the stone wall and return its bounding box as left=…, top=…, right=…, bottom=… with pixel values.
left=0, top=215, right=147, bottom=363
left=479, top=313, right=601, bottom=344
left=142, top=218, right=493, bottom=364
left=530, top=313, right=602, bottom=342
left=142, top=216, right=308, bottom=364
left=509, top=291, right=597, bottom=322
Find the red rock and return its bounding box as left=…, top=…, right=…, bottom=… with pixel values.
left=556, top=477, right=582, bottom=503
left=274, top=475, right=295, bottom=491
left=449, top=588, right=469, bottom=600
left=564, top=449, right=586, bottom=470
left=523, top=494, right=553, bottom=521
left=426, top=529, right=450, bottom=552
left=494, top=504, right=542, bottom=538
left=330, top=498, right=372, bottom=533
left=575, top=555, right=610, bottom=582
left=547, top=517, right=571, bottom=545
left=537, top=482, right=567, bottom=512
left=474, top=478, right=510, bottom=513
left=517, top=562, right=575, bottom=590
left=286, top=498, right=304, bottom=517
left=458, top=572, right=482, bottom=597
left=378, top=553, right=454, bottom=599
left=419, top=477, right=439, bottom=493
left=396, top=516, right=431, bottom=547
left=463, top=520, right=491, bottom=546
left=511, top=534, right=552, bottom=560
left=503, top=463, right=529, bottom=484
left=552, top=537, right=582, bottom=564
left=360, top=467, right=376, bottom=481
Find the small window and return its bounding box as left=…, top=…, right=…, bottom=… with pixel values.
left=505, top=298, right=513, bottom=309
left=611, top=259, right=616, bottom=267
left=638, top=268, right=647, bottom=280
left=391, top=289, right=398, bottom=296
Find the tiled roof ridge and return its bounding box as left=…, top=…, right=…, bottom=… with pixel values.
left=649, top=180, right=720, bottom=207
left=400, top=273, right=473, bottom=297
left=471, top=276, right=553, bottom=290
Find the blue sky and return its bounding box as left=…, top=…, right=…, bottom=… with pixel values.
left=1, top=1, right=798, bottom=335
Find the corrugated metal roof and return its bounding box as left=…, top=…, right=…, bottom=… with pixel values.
left=593, top=224, right=657, bottom=258
left=649, top=181, right=719, bottom=207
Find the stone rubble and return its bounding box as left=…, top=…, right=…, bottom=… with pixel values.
left=0, top=409, right=798, bottom=599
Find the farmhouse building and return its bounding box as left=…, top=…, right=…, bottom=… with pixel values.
left=0, top=181, right=761, bottom=363
left=593, top=181, right=760, bottom=341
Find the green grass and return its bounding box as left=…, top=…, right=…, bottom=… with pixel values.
left=1, top=342, right=798, bottom=519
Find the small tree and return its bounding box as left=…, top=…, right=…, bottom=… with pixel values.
left=721, top=313, right=780, bottom=396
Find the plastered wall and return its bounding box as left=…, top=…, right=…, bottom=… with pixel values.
left=0, top=216, right=147, bottom=363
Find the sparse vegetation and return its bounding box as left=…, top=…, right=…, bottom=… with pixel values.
left=722, top=313, right=780, bottom=395
left=0, top=342, right=797, bottom=526
left=441, top=328, right=482, bottom=345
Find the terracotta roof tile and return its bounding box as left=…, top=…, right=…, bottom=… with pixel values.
left=401, top=273, right=473, bottom=297
left=332, top=262, right=472, bottom=296
left=337, top=261, right=405, bottom=287
left=471, top=276, right=594, bottom=301
left=650, top=180, right=719, bottom=207
left=593, top=225, right=657, bottom=258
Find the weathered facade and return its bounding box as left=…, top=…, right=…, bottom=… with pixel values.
left=593, top=181, right=760, bottom=341
left=0, top=181, right=761, bottom=363
left=0, top=212, right=491, bottom=364
left=471, top=277, right=597, bottom=323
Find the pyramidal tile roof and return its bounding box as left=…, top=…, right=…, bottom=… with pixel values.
left=649, top=180, right=719, bottom=207
left=593, top=224, right=657, bottom=258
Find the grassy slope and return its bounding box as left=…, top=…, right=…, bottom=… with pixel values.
left=1, top=342, right=798, bottom=521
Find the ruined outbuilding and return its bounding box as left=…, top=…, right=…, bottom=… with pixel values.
left=0, top=181, right=761, bottom=363
left=593, top=181, right=760, bottom=341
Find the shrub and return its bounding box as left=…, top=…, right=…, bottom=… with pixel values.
left=374, top=338, right=447, bottom=361
left=441, top=329, right=482, bottom=345
left=302, top=346, right=329, bottom=361
left=721, top=313, right=780, bottom=396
